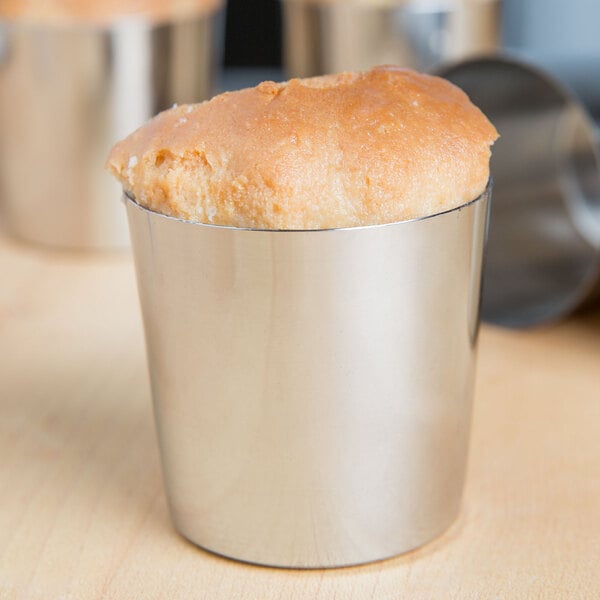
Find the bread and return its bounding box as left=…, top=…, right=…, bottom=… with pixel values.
left=0, top=0, right=222, bottom=23
left=107, top=66, right=498, bottom=230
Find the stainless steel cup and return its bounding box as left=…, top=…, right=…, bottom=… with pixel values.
left=437, top=55, right=600, bottom=327
left=125, top=184, right=491, bottom=568
left=0, top=11, right=223, bottom=249
left=281, top=0, right=501, bottom=78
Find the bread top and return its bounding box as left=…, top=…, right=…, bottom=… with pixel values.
left=0, top=0, right=222, bottom=24
left=107, top=66, right=498, bottom=230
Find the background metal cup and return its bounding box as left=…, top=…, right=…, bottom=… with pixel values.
left=281, top=0, right=501, bottom=78
left=0, top=10, right=223, bottom=250
left=437, top=55, right=600, bottom=327
left=125, top=185, right=490, bottom=568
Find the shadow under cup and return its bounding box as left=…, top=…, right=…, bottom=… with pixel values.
left=126, top=185, right=490, bottom=568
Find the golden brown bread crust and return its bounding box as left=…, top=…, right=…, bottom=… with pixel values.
left=107, top=66, right=498, bottom=229
left=0, top=0, right=222, bottom=23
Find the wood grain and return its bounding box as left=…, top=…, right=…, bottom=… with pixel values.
left=0, top=234, right=599, bottom=599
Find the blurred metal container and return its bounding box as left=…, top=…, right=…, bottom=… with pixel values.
left=282, top=0, right=501, bottom=78
left=0, top=10, right=223, bottom=249
left=125, top=184, right=490, bottom=568
left=437, top=55, right=600, bottom=327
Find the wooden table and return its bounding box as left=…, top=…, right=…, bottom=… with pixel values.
left=1, top=234, right=599, bottom=599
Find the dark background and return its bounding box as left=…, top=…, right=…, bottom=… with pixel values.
left=224, top=0, right=282, bottom=67
left=222, top=0, right=600, bottom=69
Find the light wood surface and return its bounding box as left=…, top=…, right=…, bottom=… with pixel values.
left=1, top=234, right=599, bottom=599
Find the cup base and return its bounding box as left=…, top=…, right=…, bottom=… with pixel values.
left=173, top=507, right=461, bottom=569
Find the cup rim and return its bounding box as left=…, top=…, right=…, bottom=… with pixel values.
left=123, top=179, right=491, bottom=234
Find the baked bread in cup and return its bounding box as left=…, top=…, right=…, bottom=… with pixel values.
left=107, top=66, right=498, bottom=229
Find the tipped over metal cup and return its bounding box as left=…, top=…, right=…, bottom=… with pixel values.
left=0, top=9, right=223, bottom=249
left=437, top=55, right=600, bottom=327
left=281, top=0, right=501, bottom=78
left=125, top=183, right=491, bottom=568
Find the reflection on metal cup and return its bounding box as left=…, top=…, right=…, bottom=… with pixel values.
left=0, top=11, right=223, bottom=249
left=281, top=0, right=501, bottom=78
left=125, top=184, right=490, bottom=568
left=437, top=55, right=600, bottom=327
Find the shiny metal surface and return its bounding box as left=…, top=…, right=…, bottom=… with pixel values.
left=282, top=0, right=501, bottom=78
left=0, top=12, right=222, bottom=249
left=437, top=56, right=600, bottom=327
left=125, top=187, right=490, bottom=568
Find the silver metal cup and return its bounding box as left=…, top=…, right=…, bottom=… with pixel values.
left=0, top=11, right=223, bottom=249
left=281, top=0, right=501, bottom=78
left=437, top=55, right=600, bottom=327
left=125, top=184, right=491, bottom=568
